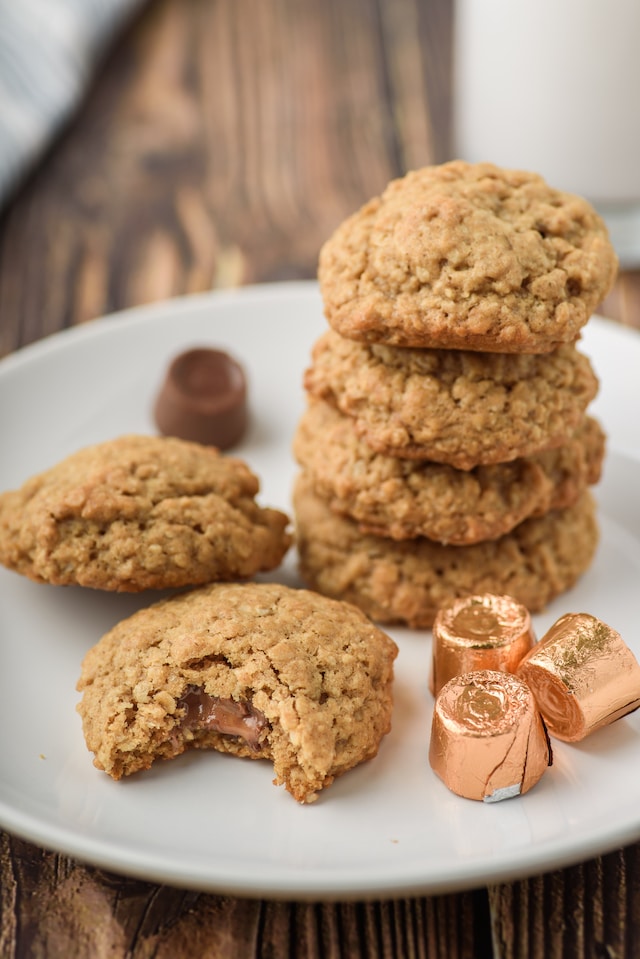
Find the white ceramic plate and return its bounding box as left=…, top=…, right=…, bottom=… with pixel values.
left=1, top=281, right=640, bottom=900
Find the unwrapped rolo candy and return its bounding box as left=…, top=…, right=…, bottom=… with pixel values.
left=154, top=347, right=248, bottom=449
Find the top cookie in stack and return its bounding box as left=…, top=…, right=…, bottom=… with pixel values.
left=317, top=160, right=616, bottom=353
left=292, top=161, right=618, bottom=628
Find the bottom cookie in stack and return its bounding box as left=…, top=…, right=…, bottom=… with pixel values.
left=292, top=473, right=600, bottom=629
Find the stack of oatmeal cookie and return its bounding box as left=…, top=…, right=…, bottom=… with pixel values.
left=292, top=161, right=618, bottom=628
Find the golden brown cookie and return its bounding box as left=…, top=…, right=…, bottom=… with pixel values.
left=76, top=581, right=398, bottom=803
left=530, top=418, right=605, bottom=515
left=293, top=400, right=605, bottom=544
left=293, top=473, right=599, bottom=629
left=0, top=435, right=290, bottom=591
left=304, top=330, right=598, bottom=468
left=318, top=161, right=618, bottom=352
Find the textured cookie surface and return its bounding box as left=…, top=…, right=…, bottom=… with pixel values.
left=294, top=401, right=605, bottom=544
left=305, top=330, right=598, bottom=468
left=76, top=581, right=398, bottom=803
left=293, top=474, right=599, bottom=628
left=0, top=435, right=290, bottom=591
left=318, top=160, right=618, bottom=352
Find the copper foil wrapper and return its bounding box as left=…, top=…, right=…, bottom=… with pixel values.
left=429, top=669, right=551, bottom=802
left=430, top=593, right=535, bottom=696
left=517, top=613, right=640, bottom=742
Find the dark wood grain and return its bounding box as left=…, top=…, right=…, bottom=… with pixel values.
left=489, top=845, right=640, bottom=959
left=0, top=1, right=639, bottom=956
left=0, top=835, right=489, bottom=958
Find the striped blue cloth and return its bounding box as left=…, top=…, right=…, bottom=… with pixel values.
left=0, top=0, right=147, bottom=205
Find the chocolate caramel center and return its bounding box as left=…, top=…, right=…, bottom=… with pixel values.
left=178, top=686, right=268, bottom=750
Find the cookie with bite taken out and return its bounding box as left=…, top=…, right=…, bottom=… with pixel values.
left=76, top=581, right=398, bottom=803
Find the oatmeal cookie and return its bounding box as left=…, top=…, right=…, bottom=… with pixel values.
left=318, top=161, right=617, bottom=352
left=293, top=401, right=605, bottom=544
left=293, top=473, right=599, bottom=629
left=304, top=330, right=598, bottom=468
left=76, top=581, right=398, bottom=803
left=0, top=435, right=290, bottom=591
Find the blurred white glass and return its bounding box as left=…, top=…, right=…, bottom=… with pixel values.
left=453, top=0, right=640, bottom=266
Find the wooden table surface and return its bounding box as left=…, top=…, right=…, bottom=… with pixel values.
left=1, top=2, right=640, bottom=956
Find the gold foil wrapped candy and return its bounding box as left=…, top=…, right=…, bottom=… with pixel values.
left=429, top=669, right=552, bottom=802
left=517, top=612, right=640, bottom=742
left=430, top=593, right=535, bottom=696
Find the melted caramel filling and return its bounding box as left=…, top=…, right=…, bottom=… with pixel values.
left=178, top=686, right=268, bottom=750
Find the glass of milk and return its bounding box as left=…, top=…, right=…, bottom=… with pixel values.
left=453, top=0, right=640, bottom=267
